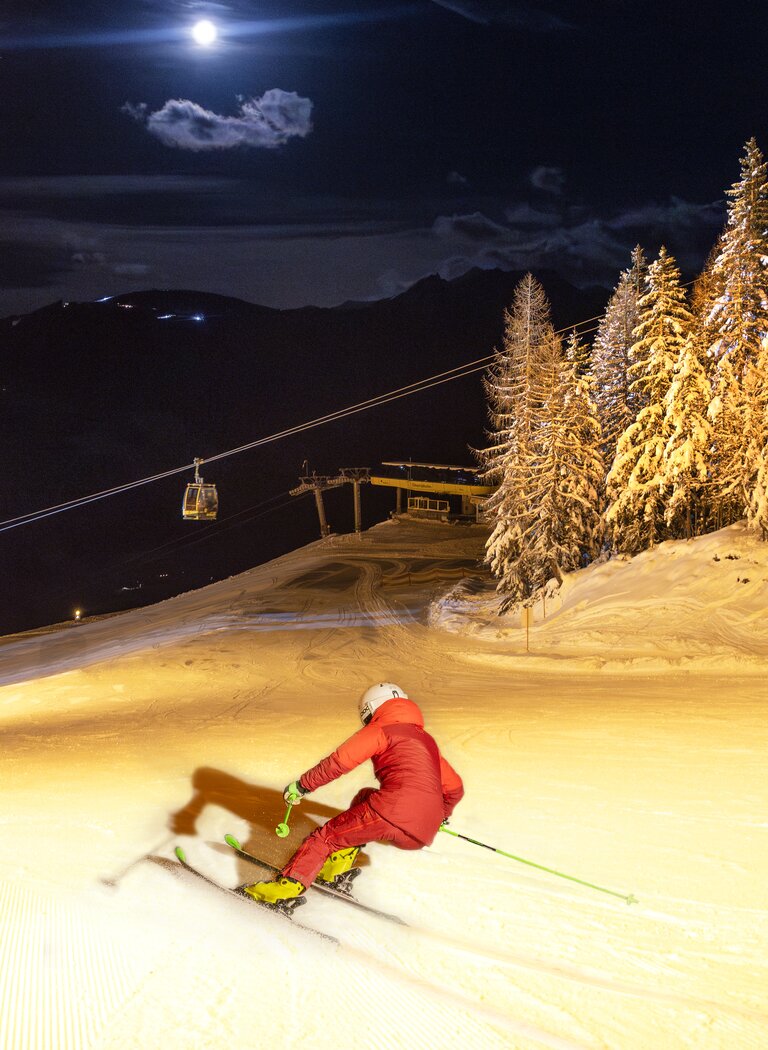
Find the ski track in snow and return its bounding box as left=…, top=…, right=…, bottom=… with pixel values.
left=1, top=521, right=768, bottom=1049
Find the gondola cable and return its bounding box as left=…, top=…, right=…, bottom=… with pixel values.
left=1, top=288, right=679, bottom=537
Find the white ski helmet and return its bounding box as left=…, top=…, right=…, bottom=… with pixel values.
left=359, top=682, right=407, bottom=725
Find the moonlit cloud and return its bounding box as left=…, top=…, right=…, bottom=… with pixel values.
left=529, top=165, right=566, bottom=195
left=122, top=91, right=313, bottom=151
left=433, top=212, right=511, bottom=241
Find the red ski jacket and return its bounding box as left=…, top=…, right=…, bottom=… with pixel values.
left=298, top=697, right=464, bottom=845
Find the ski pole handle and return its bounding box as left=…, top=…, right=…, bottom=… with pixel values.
left=275, top=803, right=293, bottom=838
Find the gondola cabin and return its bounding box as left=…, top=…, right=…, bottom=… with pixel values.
left=182, top=459, right=218, bottom=521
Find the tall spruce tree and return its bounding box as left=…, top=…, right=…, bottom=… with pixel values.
left=743, top=335, right=768, bottom=534
left=606, top=248, right=693, bottom=553
left=661, top=331, right=713, bottom=538
left=709, top=138, right=768, bottom=372
left=478, top=274, right=555, bottom=601
left=479, top=284, right=605, bottom=601
left=707, top=138, right=768, bottom=524
left=690, top=235, right=725, bottom=371
left=749, top=366, right=768, bottom=536
left=706, top=354, right=745, bottom=526
left=560, top=332, right=605, bottom=561
left=592, top=245, right=646, bottom=464
left=519, top=332, right=605, bottom=590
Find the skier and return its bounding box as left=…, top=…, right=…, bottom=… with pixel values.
left=244, top=682, right=464, bottom=904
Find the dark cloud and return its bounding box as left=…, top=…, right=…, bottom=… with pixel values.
left=447, top=170, right=469, bottom=187
left=0, top=189, right=727, bottom=318
left=607, top=196, right=724, bottom=231
left=112, top=262, right=151, bottom=277
left=0, top=175, right=236, bottom=199
left=0, top=176, right=421, bottom=231
left=0, top=175, right=265, bottom=228
left=430, top=217, right=630, bottom=286
left=70, top=250, right=107, bottom=267
left=430, top=1, right=570, bottom=30
left=529, top=165, right=566, bottom=195
left=504, top=203, right=560, bottom=227
left=433, top=212, right=511, bottom=241
left=123, top=91, right=313, bottom=151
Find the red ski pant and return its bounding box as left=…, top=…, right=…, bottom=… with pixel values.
left=281, top=788, right=424, bottom=888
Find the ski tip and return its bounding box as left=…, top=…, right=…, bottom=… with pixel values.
left=174, top=846, right=187, bottom=863
left=626, top=894, right=639, bottom=905
left=224, top=834, right=241, bottom=850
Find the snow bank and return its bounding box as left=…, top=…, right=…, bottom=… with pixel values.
left=429, top=522, right=768, bottom=672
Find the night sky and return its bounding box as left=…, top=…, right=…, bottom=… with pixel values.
left=1, top=0, right=766, bottom=317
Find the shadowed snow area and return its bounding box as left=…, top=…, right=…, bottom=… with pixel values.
left=1, top=519, right=767, bottom=1049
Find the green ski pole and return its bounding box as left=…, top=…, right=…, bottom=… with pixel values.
left=275, top=803, right=293, bottom=838
left=439, top=825, right=638, bottom=905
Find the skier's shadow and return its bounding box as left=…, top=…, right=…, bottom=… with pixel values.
left=168, top=766, right=369, bottom=872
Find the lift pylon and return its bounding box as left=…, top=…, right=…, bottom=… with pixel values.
left=290, top=467, right=371, bottom=538
left=339, top=468, right=371, bottom=534
left=289, top=471, right=345, bottom=538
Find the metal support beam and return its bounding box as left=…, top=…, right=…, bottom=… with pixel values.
left=314, top=487, right=330, bottom=537
left=352, top=481, right=362, bottom=533
left=290, top=470, right=346, bottom=539
left=339, top=467, right=370, bottom=535
left=290, top=467, right=371, bottom=539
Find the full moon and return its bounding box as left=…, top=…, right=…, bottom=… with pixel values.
left=191, top=19, right=217, bottom=46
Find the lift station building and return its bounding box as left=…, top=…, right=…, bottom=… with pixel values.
left=370, top=461, right=495, bottom=521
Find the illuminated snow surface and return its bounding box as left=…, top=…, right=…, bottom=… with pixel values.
left=1, top=519, right=766, bottom=1049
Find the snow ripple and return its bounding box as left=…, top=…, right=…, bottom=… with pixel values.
left=0, top=882, right=139, bottom=1050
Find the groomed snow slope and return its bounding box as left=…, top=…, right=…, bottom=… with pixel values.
left=1, top=519, right=766, bottom=1050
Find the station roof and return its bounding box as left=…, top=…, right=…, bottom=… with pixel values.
left=380, top=461, right=479, bottom=472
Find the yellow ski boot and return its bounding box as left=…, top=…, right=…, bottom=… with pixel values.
left=317, top=848, right=361, bottom=895
left=242, top=877, right=305, bottom=909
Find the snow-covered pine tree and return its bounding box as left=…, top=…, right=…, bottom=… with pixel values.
left=522, top=333, right=572, bottom=592
left=709, top=138, right=768, bottom=373
left=477, top=274, right=555, bottom=601
left=661, top=330, right=713, bottom=538
left=591, top=245, right=646, bottom=464
left=707, top=138, right=768, bottom=526
left=751, top=446, right=768, bottom=539
left=706, top=354, right=745, bottom=527
left=690, top=235, right=725, bottom=373
left=563, top=331, right=605, bottom=561
left=529, top=331, right=604, bottom=579
left=744, top=334, right=768, bottom=535
left=521, top=329, right=605, bottom=592
left=749, top=341, right=768, bottom=535
left=564, top=325, right=591, bottom=376
left=478, top=290, right=606, bottom=602
left=605, top=247, right=693, bottom=553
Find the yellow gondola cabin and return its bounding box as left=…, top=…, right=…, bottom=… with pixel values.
left=182, top=458, right=218, bottom=520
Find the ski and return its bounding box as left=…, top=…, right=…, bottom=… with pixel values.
left=172, top=846, right=339, bottom=944
left=223, top=834, right=408, bottom=926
